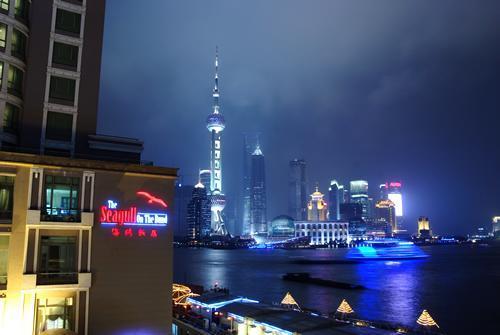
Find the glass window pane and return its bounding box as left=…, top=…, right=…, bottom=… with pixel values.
left=15, top=0, right=29, bottom=21
left=0, top=235, right=9, bottom=285
left=43, top=175, right=80, bottom=222
left=0, top=23, right=5, bottom=49
left=36, top=296, right=75, bottom=334
left=45, top=111, right=73, bottom=141
left=11, top=29, right=27, bottom=60
left=55, top=9, right=81, bottom=35
left=8, top=65, right=24, bottom=97
left=49, top=76, right=76, bottom=103
left=0, top=176, right=14, bottom=220
left=52, top=42, right=78, bottom=68
left=0, top=0, right=8, bottom=12
left=3, top=103, right=19, bottom=134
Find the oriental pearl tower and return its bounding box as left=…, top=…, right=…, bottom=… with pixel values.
left=206, top=47, right=228, bottom=235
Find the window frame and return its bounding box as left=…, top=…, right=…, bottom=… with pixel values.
left=42, top=175, right=81, bottom=222
left=55, top=8, right=81, bottom=37
left=52, top=42, right=79, bottom=70
left=7, top=65, right=24, bottom=97
left=45, top=111, right=74, bottom=142
left=11, top=28, right=27, bottom=60
left=48, top=76, right=76, bottom=105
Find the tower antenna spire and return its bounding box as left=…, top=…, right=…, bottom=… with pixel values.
left=213, top=46, right=220, bottom=114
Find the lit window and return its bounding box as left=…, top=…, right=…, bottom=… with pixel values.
left=0, top=176, right=14, bottom=222
left=215, top=140, right=220, bottom=149
left=214, top=161, right=220, bottom=169
left=0, top=235, right=8, bottom=287
left=0, top=0, right=8, bottom=12
left=14, top=0, right=29, bottom=22
left=42, top=175, right=80, bottom=222
left=11, top=29, right=27, bottom=60
left=35, top=296, right=75, bottom=334
left=8, top=65, right=24, bottom=97
left=0, top=23, right=5, bottom=49
left=3, top=103, right=19, bottom=134
left=214, top=150, right=220, bottom=159
left=45, top=111, right=73, bottom=142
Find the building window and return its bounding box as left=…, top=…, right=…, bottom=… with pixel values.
left=214, top=161, right=220, bottom=169
left=215, top=140, right=220, bottom=149
left=214, top=150, right=220, bottom=159
left=55, top=9, right=81, bottom=36
left=37, top=236, right=77, bottom=285
left=35, top=296, right=75, bottom=334
left=0, top=23, right=7, bottom=50
left=14, top=0, right=29, bottom=22
left=52, top=42, right=78, bottom=69
left=11, top=29, right=27, bottom=60
left=0, top=236, right=8, bottom=288
left=3, top=103, right=19, bottom=134
left=0, top=0, right=8, bottom=13
left=49, top=76, right=76, bottom=104
left=42, top=175, right=80, bottom=222
left=45, top=112, right=73, bottom=142
left=8, top=65, right=24, bottom=97
left=0, top=176, right=14, bottom=221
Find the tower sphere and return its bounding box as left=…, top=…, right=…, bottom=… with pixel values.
left=206, top=113, right=225, bottom=132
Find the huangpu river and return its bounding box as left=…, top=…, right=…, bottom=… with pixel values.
left=174, top=245, right=500, bottom=335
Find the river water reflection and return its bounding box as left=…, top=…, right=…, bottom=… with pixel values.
left=174, top=245, right=500, bottom=334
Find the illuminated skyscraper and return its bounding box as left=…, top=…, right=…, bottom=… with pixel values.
left=206, top=48, right=227, bottom=235
left=288, top=159, right=307, bottom=220
left=250, top=144, right=267, bottom=235
left=187, top=182, right=212, bottom=240
left=199, top=169, right=211, bottom=190
left=350, top=180, right=369, bottom=220
left=328, top=180, right=343, bottom=220
left=375, top=199, right=397, bottom=235
left=241, top=134, right=257, bottom=235
left=307, top=186, right=328, bottom=221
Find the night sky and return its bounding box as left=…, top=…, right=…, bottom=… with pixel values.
left=98, top=0, right=500, bottom=235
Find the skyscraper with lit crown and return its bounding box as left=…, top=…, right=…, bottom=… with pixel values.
left=206, top=48, right=227, bottom=235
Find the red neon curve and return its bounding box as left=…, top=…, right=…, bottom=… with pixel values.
left=136, top=191, right=168, bottom=208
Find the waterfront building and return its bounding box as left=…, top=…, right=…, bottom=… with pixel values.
left=375, top=199, right=397, bottom=235
left=173, top=182, right=194, bottom=237
left=206, top=49, right=227, bottom=235
left=295, top=221, right=349, bottom=245
left=186, top=182, right=211, bottom=240
left=0, top=3, right=176, bottom=334
left=288, top=159, right=307, bottom=221
left=381, top=182, right=403, bottom=229
left=307, top=186, right=328, bottom=221
left=269, top=215, right=295, bottom=238
left=417, top=216, right=431, bottom=238
left=250, top=145, right=267, bottom=235
left=349, top=180, right=369, bottom=220
left=379, top=183, right=388, bottom=200
left=492, top=216, right=500, bottom=238
left=328, top=180, right=343, bottom=220
left=198, top=169, right=211, bottom=191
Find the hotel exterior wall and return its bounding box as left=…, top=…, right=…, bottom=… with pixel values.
left=294, top=221, right=350, bottom=245
left=0, top=153, right=177, bottom=335
left=88, top=171, right=174, bottom=335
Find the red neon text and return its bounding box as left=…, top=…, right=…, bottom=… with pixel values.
left=100, top=206, right=137, bottom=226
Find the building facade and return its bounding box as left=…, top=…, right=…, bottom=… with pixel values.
left=328, top=180, right=343, bottom=220
left=186, top=182, right=211, bottom=241
left=173, top=183, right=194, bottom=237
left=288, top=159, right=307, bottom=221
left=0, top=2, right=177, bottom=334
left=250, top=145, right=266, bottom=235
left=0, top=152, right=176, bottom=335
left=307, top=186, right=327, bottom=221
left=417, top=216, right=431, bottom=238
left=374, top=199, right=397, bottom=236
left=206, top=49, right=227, bottom=235
left=294, top=221, right=349, bottom=245
left=349, top=180, right=369, bottom=220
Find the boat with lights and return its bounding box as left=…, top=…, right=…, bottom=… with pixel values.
left=346, top=240, right=429, bottom=260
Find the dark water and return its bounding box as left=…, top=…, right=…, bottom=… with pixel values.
left=174, top=245, right=500, bottom=335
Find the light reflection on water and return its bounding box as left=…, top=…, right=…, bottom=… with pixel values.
left=174, top=245, right=500, bottom=335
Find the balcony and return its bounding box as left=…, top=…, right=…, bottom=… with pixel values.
left=22, top=272, right=91, bottom=289
left=27, top=209, right=93, bottom=227
left=41, top=208, right=81, bottom=222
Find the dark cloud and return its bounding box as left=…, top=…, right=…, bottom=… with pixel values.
left=98, top=0, right=500, bottom=234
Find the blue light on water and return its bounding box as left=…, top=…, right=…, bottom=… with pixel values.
left=346, top=241, right=429, bottom=260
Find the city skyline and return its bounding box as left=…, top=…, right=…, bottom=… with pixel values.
left=98, top=0, right=499, bottom=235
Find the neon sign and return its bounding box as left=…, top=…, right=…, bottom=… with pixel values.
left=100, top=192, right=168, bottom=238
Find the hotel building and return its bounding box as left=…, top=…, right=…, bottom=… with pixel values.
left=0, top=1, right=177, bottom=334
left=294, top=221, right=349, bottom=245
